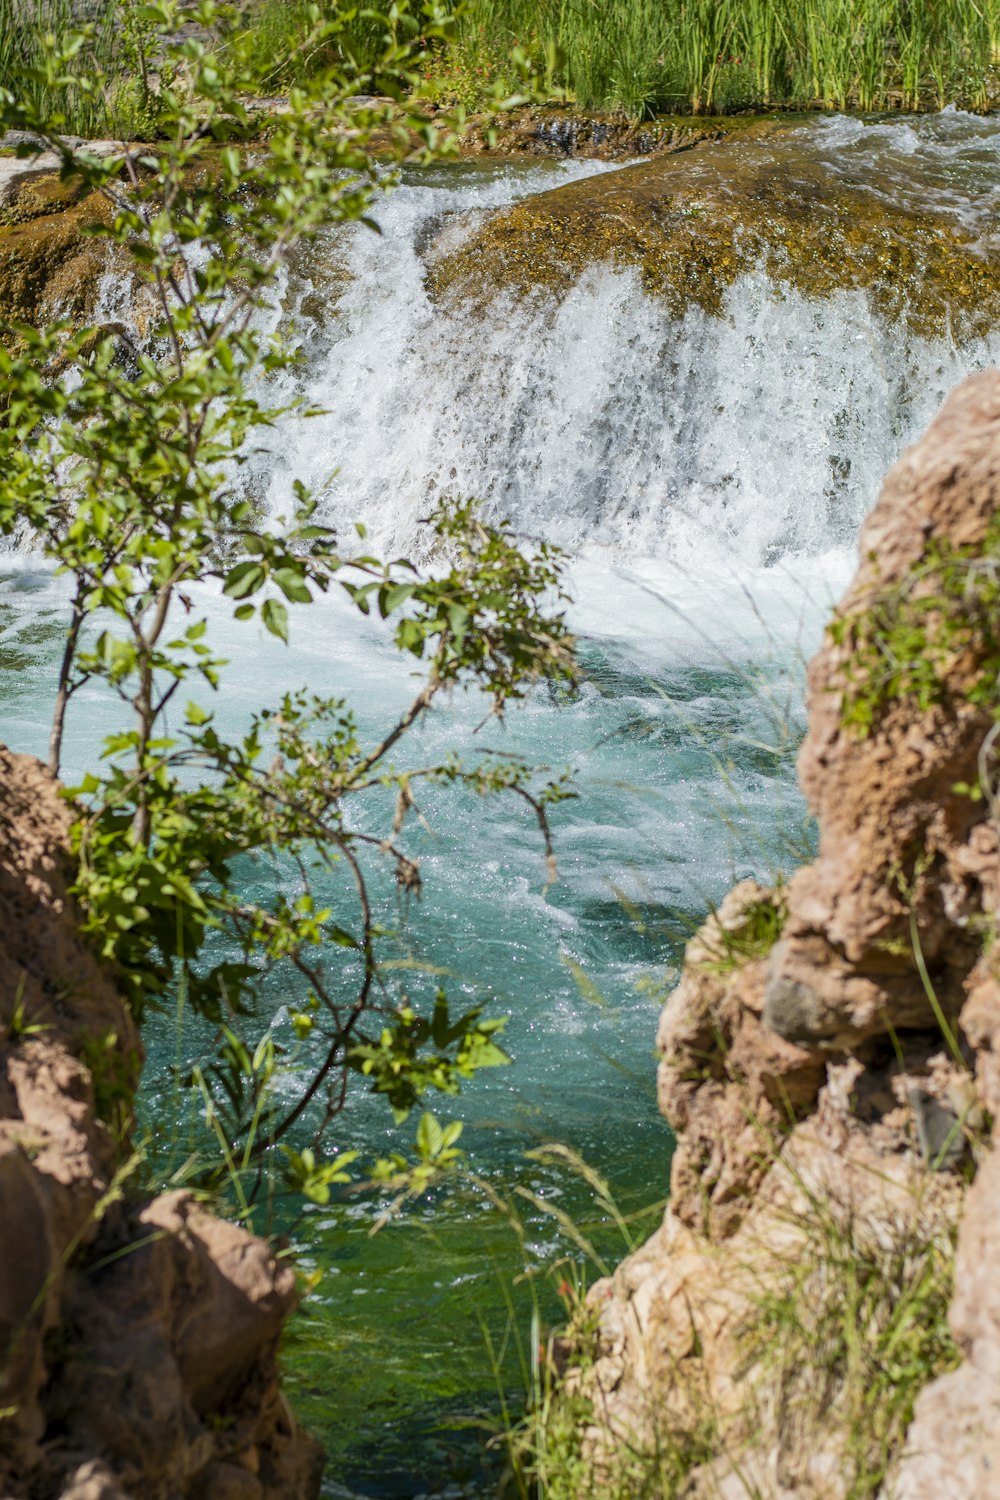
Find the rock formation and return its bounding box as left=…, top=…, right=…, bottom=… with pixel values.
left=0, top=148, right=118, bottom=326
left=0, top=746, right=322, bottom=1500
left=428, top=130, right=1000, bottom=341
left=562, top=371, right=1000, bottom=1498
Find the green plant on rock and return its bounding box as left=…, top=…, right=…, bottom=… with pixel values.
left=0, top=0, right=576, bottom=1209
left=697, top=885, right=788, bottom=976
left=740, top=1181, right=960, bottom=1499
left=830, top=518, right=1000, bottom=742
left=473, top=1144, right=691, bottom=1500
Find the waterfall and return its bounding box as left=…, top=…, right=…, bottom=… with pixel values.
left=5, top=113, right=1000, bottom=1496
left=257, top=123, right=1000, bottom=574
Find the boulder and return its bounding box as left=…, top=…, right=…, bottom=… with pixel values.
left=428, top=131, right=1000, bottom=340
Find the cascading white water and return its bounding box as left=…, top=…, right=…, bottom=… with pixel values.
left=258, top=120, right=1000, bottom=575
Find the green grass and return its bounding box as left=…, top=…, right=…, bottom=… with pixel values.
left=217, top=0, right=390, bottom=93
left=0, top=0, right=143, bottom=138
left=503, top=1128, right=963, bottom=1500
left=740, top=1173, right=961, bottom=1498
left=4, top=0, right=996, bottom=135
left=431, top=0, right=1000, bottom=117
left=696, top=886, right=788, bottom=976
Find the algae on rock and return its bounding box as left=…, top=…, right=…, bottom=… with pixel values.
left=429, top=129, right=1000, bottom=342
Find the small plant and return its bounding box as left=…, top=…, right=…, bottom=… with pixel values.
left=472, top=1144, right=685, bottom=1500
left=830, top=517, right=1000, bottom=741
left=5, top=992, right=50, bottom=1043
left=697, top=885, right=788, bottom=975
left=80, top=1028, right=134, bottom=1140
left=739, top=1180, right=961, bottom=1499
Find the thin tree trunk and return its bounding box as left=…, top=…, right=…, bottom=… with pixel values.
left=48, top=598, right=85, bottom=776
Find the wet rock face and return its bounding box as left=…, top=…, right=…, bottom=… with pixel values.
left=466, top=108, right=787, bottom=162
left=573, top=371, right=1000, bottom=1498
left=0, top=186, right=112, bottom=325
left=0, top=150, right=127, bottom=325
left=428, top=129, right=1000, bottom=340
left=0, top=746, right=322, bottom=1500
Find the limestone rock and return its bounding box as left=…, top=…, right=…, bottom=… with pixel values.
left=0, top=746, right=321, bottom=1500
left=766, top=371, right=1000, bottom=1051
left=656, top=881, right=825, bottom=1238
left=565, top=372, right=1000, bottom=1499
left=428, top=131, right=1000, bottom=341
left=888, top=1148, right=1000, bottom=1499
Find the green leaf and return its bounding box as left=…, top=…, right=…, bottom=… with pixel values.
left=273, top=566, right=312, bottom=604
left=261, top=597, right=289, bottom=643
left=416, top=1111, right=443, bottom=1160
left=223, top=561, right=267, bottom=599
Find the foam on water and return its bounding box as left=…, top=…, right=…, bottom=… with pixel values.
left=256, top=125, right=1000, bottom=579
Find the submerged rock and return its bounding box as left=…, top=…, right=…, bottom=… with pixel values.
left=429, top=125, right=1000, bottom=340
left=0, top=746, right=322, bottom=1500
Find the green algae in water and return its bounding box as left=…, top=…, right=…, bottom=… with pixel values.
left=283, top=1165, right=667, bottom=1496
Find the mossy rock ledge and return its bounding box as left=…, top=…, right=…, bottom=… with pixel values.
left=0, top=152, right=122, bottom=327
left=466, top=107, right=798, bottom=161
left=428, top=129, right=1000, bottom=340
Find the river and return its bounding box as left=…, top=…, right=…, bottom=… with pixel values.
left=2, top=110, right=999, bottom=1498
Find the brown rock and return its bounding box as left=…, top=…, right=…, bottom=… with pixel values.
left=0, top=746, right=322, bottom=1500
left=766, top=371, right=1000, bottom=1051
left=579, top=1106, right=959, bottom=1496
left=888, top=1149, right=1000, bottom=1499
left=563, top=372, right=1000, bottom=1499
left=429, top=133, right=1000, bottom=341
left=958, top=963, right=1000, bottom=1118
left=656, top=881, right=825, bottom=1238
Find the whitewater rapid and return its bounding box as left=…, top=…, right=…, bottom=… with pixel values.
left=258, top=122, right=1000, bottom=580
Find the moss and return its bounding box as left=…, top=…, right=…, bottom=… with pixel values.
left=831, top=515, right=1000, bottom=739
left=429, top=132, right=1000, bottom=340
left=0, top=186, right=112, bottom=328
left=0, top=168, right=93, bottom=229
